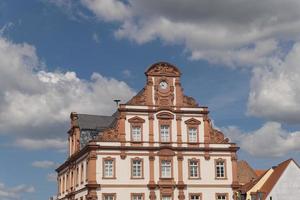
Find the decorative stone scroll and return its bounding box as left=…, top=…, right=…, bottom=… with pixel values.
left=98, top=128, right=120, bottom=142
left=126, top=88, right=147, bottom=105
left=183, top=95, right=199, bottom=107
left=209, top=128, right=229, bottom=144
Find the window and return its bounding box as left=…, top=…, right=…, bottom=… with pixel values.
left=217, top=194, right=227, bottom=200
left=160, top=125, right=170, bottom=142
left=215, top=159, right=226, bottom=178
left=76, top=166, right=79, bottom=185
left=103, top=158, right=115, bottom=178
left=188, top=127, right=197, bottom=142
left=132, top=126, right=142, bottom=142
left=132, top=194, right=143, bottom=200
left=162, top=196, right=171, bottom=200
left=190, top=194, right=201, bottom=200
left=161, top=160, right=171, bottom=178
left=103, top=194, right=115, bottom=200
left=189, top=159, right=200, bottom=178
left=80, top=163, right=84, bottom=183
left=132, top=159, right=143, bottom=178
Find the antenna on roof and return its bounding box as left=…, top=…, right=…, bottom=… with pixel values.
left=114, top=99, right=121, bottom=107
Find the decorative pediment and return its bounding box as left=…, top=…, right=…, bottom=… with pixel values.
left=156, top=112, right=174, bottom=119
left=146, top=62, right=181, bottom=77
left=210, top=128, right=229, bottom=144
left=184, top=118, right=201, bottom=125
left=157, top=148, right=175, bottom=156
left=128, top=116, right=145, bottom=124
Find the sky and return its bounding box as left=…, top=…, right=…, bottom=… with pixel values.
left=0, top=0, right=300, bottom=199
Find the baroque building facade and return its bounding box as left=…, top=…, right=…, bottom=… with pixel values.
left=56, top=62, right=239, bottom=200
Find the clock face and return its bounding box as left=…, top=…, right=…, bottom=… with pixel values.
left=159, top=81, right=168, bottom=89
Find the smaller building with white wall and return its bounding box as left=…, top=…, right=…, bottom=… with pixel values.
left=239, top=159, right=300, bottom=200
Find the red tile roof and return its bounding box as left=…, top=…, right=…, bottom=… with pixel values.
left=259, top=159, right=293, bottom=199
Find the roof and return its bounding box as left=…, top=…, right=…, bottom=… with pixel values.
left=77, top=114, right=116, bottom=131
left=259, top=159, right=293, bottom=199
left=255, top=169, right=267, bottom=177
left=237, top=160, right=258, bottom=185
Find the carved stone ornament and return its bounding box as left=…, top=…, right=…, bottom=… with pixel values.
left=209, top=128, right=229, bottom=144
left=126, top=88, right=147, bottom=105
left=128, top=116, right=145, bottom=124
left=98, top=128, right=120, bottom=142
left=156, top=112, right=174, bottom=119
left=183, top=95, right=199, bottom=107
left=184, top=118, right=201, bottom=125
left=146, top=62, right=181, bottom=77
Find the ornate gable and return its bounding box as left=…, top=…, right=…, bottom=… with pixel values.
left=145, top=62, right=181, bottom=77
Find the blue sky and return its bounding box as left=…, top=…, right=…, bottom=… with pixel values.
left=1, top=0, right=300, bottom=199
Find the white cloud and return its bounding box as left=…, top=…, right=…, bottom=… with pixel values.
left=80, top=0, right=300, bottom=67
left=15, top=138, right=67, bottom=150
left=80, top=0, right=132, bottom=22
left=32, top=160, right=58, bottom=168
left=0, top=36, right=135, bottom=149
left=92, top=32, right=100, bottom=44
left=247, top=42, right=300, bottom=123
left=222, top=122, right=300, bottom=157
left=47, top=173, right=57, bottom=182
left=0, top=182, right=35, bottom=200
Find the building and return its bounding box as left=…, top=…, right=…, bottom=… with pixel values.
left=239, top=159, right=300, bottom=200
left=56, top=62, right=240, bottom=200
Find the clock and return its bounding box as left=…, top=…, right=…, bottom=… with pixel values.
left=159, top=81, right=168, bottom=89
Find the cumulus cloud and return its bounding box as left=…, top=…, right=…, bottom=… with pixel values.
left=0, top=182, right=34, bottom=200
left=222, top=122, right=300, bottom=157
left=32, top=160, right=58, bottom=168
left=81, top=0, right=132, bottom=22
left=247, top=42, right=300, bottom=123
left=0, top=36, right=135, bottom=149
left=79, top=0, right=300, bottom=67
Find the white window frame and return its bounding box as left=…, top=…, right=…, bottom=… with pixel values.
left=188, top=127, right=197, bottom=142
left=216, top=160, right=225, bottom=178
left=104, top=159, right=114, bottom=178
left=217, top=194, right=226, bottom=200
left=132, top=159, right=142, bottom=178
left=161, top=160, right=171, bottom=178
left=162, top=196, right=172, bottom=200
left=189, top=160, right=199, bottom=178
left=103, top=194, right=115, bottom=200
left=132, top=126, right=142, bottom=142
left=190, top=195, right=201, bottom=200
left=160, top=125, right=170, bottom=142
left=132, top=194, right=143, bottom=200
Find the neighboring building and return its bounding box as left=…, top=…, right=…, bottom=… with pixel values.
left=237, top=161, right=258, bottom=186
left=239, top=159, right=300, bottom=200
left=56, top=62, right=240, bottom=200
